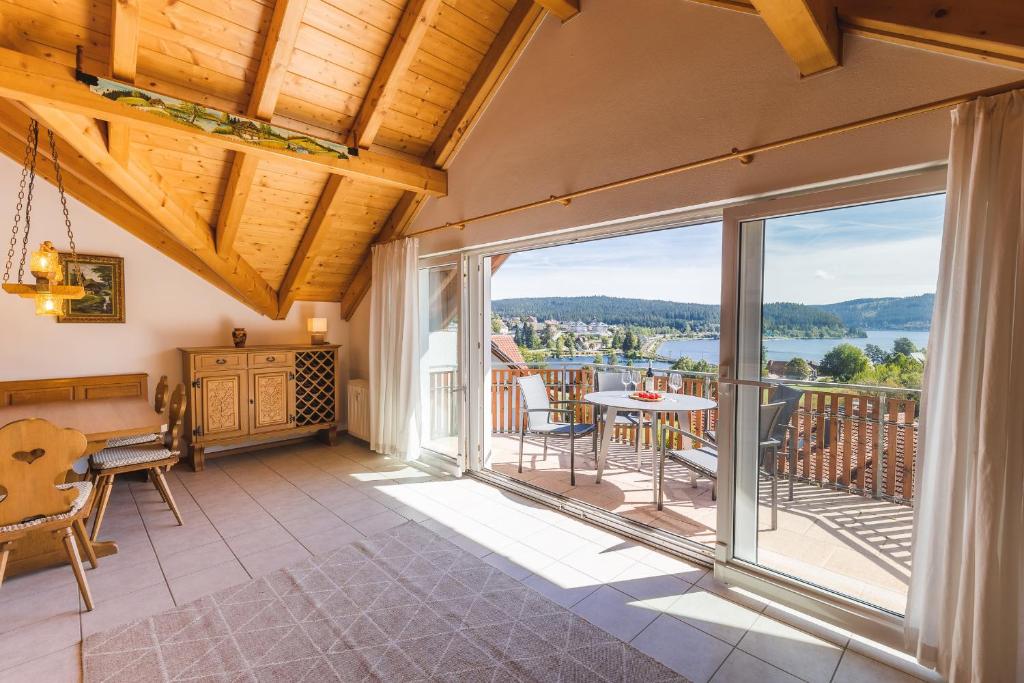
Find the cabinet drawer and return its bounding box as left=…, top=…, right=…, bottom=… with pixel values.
left=250, top=351, right=293, bottom=368
left=194, top=353, right=246, bottom=371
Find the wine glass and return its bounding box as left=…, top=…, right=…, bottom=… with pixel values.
left=668, top=372, right=682, bottom=394
left=624, top=370, right=636, bottom=394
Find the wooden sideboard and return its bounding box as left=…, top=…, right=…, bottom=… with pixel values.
left=180, top=345, right=340, bottom=470
left=0, top=373, right=148, bottom=406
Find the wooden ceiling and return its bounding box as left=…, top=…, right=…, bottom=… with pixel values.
left=0, top=0, right=1018, bottom=320
left=0, top=0, right=575, bottom=319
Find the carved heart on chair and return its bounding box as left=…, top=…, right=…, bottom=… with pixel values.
left=12, top=448, right=46, bottom=464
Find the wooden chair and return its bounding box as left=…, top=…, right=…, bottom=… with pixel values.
left=89, top=384, right=186, bottom=541
left=0, top=419, right=98, bottom=610
left=104, top=375, right=169, bottom=448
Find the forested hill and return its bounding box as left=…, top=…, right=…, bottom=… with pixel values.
left=492, top=295, right=933, bottom=336
left=819, top=294, right=935, bottom=331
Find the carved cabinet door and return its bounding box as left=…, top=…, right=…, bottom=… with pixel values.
left=194, top=370, right=249, bottom=441
left=250, top=368, right=296, bottom=435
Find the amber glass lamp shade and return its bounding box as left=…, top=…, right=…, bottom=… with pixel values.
left=29, top=241, right=61, bottom=281
left=34, top=291, right=64, bottom=316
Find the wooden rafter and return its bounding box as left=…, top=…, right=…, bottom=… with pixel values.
left=0, top=100, right=245, bottom=302
left=0, top=48, right=447, bottom=196
left=534, top=0, right=580, bottom=22
left=23, top=103, right=280, bottom=317
left=351, top=0, right=444, bottom=150
left=687, top=0, right=1024, bottom=69
left=108, top=0, right=139, bottom=164
left=430, top=0, right=546, bottom=168
left=216, top=0, right=308, bottom=256
left=338, top=0, right=546, bottom=320
left=751, top=0, right=841, bottom=75
left=277, top=175, right=354, bottom=318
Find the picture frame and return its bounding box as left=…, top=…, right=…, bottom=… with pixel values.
left=57, top=253, right=125, bottom=323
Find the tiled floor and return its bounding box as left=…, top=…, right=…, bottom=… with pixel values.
left=0, top=437, right=924, bottom=682
left=489, top=433, right=911, bottom=612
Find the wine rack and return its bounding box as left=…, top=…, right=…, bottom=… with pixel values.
left=295, top=349, right=337, bottom=426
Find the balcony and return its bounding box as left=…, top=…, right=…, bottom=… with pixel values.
left=428, top=365, right=917, bottom=613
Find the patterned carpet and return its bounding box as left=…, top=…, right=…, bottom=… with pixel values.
left=82, top=522, right=689, bottom=682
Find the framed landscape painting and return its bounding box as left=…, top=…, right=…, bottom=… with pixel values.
left=57, top=253, right=125, bottom=323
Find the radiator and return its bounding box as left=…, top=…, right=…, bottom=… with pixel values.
left=347, top=379, right=370, bottom=442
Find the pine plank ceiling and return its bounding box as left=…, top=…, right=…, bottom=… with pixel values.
left=0, top=0, right=565, bottom=319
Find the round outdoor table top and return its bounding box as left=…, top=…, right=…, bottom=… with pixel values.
left=584, top=391, right=717, bottom=412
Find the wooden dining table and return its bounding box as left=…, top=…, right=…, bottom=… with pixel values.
left=0, top=396, right=164, bottom=577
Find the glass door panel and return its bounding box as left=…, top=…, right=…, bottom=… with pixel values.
left=419, top=263, right=463, bottom=461
left=732, top=194, right=944, bottom=614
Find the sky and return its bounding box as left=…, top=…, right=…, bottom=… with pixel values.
left=490, top=193, right=945, bottom=305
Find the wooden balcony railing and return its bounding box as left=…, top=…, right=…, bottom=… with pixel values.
left=481, top=365, right=919, bottom=504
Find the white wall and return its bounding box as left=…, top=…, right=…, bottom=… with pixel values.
left=0, top=154, right=350, bottom=422
left=346, top=0, right=1020, bottom=371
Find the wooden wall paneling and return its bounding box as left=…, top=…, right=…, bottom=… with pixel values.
left=108, top=0, right=139, bottom=164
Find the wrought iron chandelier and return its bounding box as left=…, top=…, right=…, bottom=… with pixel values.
left=1, top=119, right=85, bottom=316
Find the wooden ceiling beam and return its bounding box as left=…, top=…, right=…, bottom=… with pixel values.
left=339, top=0, right=546, bottom=320
left=0, top=100, right=246, bottom=302
left=108, top=0, right=139, bottom=164
left=534, top=0, right=579, bottom=22
left=686, top=0, right=1024, bottom=69
left=277, top=174, right=354, bottom=318
left=352, top=0, right=444, bottom=150
left=429, top=0, right=545, bottom=168
left=750, top=0, right=841, bottom=75
left=338, top=192, right=424, bottom=319
left=216, top=0, right=307, bottom=257
left=24, top=103, right=280, bottom=317
left=0, top=48, right=447, bottom=195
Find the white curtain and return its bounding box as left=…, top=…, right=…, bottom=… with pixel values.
left=369, top=237, right=421, bottom=461
left=905, top=90, right=1024, bottom=682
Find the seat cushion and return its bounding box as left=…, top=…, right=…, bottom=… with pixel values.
left=0, top=481, right=93, bottom=533
left=91, top=445, right=177, bottom=470
left=667, top=446, right=719, bottom=479
left=528, top=422, right=597, bottom=436
left=106, top=433, right=160, bottom=448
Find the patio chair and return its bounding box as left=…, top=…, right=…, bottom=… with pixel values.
left=517, top=374, right=597, bottom=486
left=594, top=371, right=652, bottom=466
left=657, top=401, right=785, bottom=529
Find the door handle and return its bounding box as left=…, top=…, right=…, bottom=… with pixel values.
left=216, top=358, right=226, bottom=365
left=266, top=356, right=276, bottom=362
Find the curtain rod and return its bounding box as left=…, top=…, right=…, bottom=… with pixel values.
left=399, top=78, right=1024, bottom=243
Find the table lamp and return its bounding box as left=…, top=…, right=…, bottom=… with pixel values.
left=308, top=317, right=327, bottom=345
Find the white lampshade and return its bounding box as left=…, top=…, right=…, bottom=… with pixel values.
left=307, top=317, right=327, bottom=333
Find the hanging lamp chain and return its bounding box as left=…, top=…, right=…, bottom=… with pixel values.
left=47, top=127, right=81, bottom=286
left=3, top=119, right=39, bottom=284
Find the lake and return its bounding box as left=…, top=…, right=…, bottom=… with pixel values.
left=527, top=330, right=929, bottom=369
left=657, top=329, right=930, bottom=365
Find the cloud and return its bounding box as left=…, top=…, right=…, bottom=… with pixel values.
left=814, top=269, right=835, bottom=281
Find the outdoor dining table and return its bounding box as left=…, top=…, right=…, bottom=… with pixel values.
left=584, top=391, right=717, bottom=498
left=0, top=396, right=164, bottom=577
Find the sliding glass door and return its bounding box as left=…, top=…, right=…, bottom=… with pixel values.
left=418, top=262, right=465, bottom=465
left=727, top=192, right=944, bottom=614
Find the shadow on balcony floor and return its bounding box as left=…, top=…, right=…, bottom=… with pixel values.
left=488, top=433, right=910, bottom=613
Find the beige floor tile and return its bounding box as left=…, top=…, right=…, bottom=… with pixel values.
left=630, top=613, right=733, bottom=683
left=570, top=585, right=660, bottom=642
left=664, top=585, right=762, bottom=645
left=0, top=645, right=81, bottom=683
left=158, top=540, right=238, bottom=580
left=167, top=560, right=250, bottom=605
left=237, top=540, right=311, bottom=577
left=738, top=615, right=844, bottom=683
left=523, top=562, right=601, bottom=608
left=711, top=649, right=802, bottom=683
left=223, top=522, right=296, bottom=556
left=833, top=650, right=925, bottom=683
left=0, top=610, right=80, bottom=670
left=81, top=583, right=175, bottom=637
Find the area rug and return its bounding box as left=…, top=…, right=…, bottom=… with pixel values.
left=83, top=522, right=688, bottom=682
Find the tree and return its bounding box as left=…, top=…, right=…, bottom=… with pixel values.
left=864, top=343, right=887, bottom=365
left=819, top=344, right=869, bottom=382
left=784, top=357, right=812, bottom=380
left=593, top=353, right=605, bottom=365
left=892, top=337, right=917, bottom=357
left=491, top=313, right=502, bottom=334
left=523, top=324, right=539, bottom=349
left=607, top=351, right=619, bottom=366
